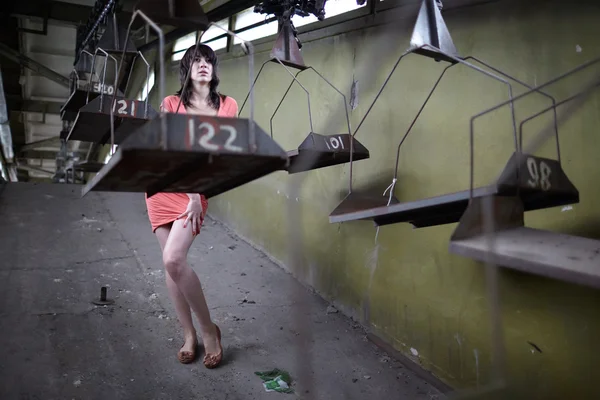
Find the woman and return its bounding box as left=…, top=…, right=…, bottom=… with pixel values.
left=145, top=44, right=238, bottom=369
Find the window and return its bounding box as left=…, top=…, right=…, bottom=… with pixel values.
left=233, top=1, right=367, bottom=44
left=171, top=31, right=197, bottom=61
left=293, top=0, right=367, bottom=28
left=199, top=19, right=229, bottom=51
left=233, top=7, right=278, bottom=44
left=171, top=18, right=229, bottom=61
left=103, top=144, right=118, bottom=164
left=0, top=161, right=7, bottom=181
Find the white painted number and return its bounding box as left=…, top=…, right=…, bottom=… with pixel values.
left=222, top=125, right=243, bottom=152
left=117, top=100, right=127, bottom=114
left=112, top=99, right=136, bottom=116
left=198, top=122, right=219, bottom=151
left=540, top=162, right=552, bottom=191
left=188, top=120, right=242, bottom=153
left=188, top=119, right=195, bottom=146
left=526, top=157, right=552, bottom=191
left=94, top=83, right=114, bottom=95
left=324, top=136, right=345, bottom=150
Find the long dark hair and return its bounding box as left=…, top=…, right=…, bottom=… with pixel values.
left=175, top=44, right=224, bottom=110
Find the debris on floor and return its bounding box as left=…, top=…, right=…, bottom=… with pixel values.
left=326, top=305, right=339, bottom=314
left=255, top=369, right=294, bottom=394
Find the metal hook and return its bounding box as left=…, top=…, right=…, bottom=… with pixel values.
left=240, top=59, right=271, bottom=115
left=346, top=45, right=426, bottom=195
left=82, top=49, right=96, bottom=104
left=468, top=54, right=600, bottom=200
left=120, top=50, right=151, bottom=119
left=68, top=68, right=80, bottom=100
left=464, top=56, right=561, bottom=163
left=266, top=64, right=354, bottom=177
left=418, top=44, right=517, bottom=201
left=137, top=52, right=151, bottom=119
left=518, top=80, right=600, bottom=153
left=92, top=47, right=118, bottom=114
left=390, top=63, right=454, bottom=200
left=112, top=10, right=166, bottom=150
left=270, top=58, right=314, bottom=134
left=122, top=52, right=138, bottom=101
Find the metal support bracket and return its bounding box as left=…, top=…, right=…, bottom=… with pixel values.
left=409, top=0, right=460, bottom=63
left=97, top=13, right=138, bottom=55
left=270, top=17, right=306, bottom=70
left=133, top=0, right=210, bottom=30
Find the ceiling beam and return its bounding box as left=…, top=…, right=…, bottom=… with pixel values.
left=18, top=149, right=88, bottom=159
left=21, top=100, right=64, bottom=114
left=18, top=136, right=61, bottom=151
left=0, top=42, right=70, bottom=88
left=5, top=98, right=64, bottom=114
left=3, top=1, right=119, bottom=26
left=19, top=150, right=60, bottom=159
left=15, top=163, right=55, bottom=176
left=137, top=0, right=261, bottom=53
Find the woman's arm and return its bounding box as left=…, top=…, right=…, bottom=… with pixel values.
left=231, top=98, right=239, bottom=118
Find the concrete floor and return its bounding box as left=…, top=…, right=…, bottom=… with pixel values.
left=0, top=182, right=445, bottom=400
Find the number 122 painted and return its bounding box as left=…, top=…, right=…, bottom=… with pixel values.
left=188, top=120, right=243, bottom=153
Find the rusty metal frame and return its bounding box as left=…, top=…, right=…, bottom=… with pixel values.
left=110, top=10, right=167, bottom=152
left=65, top=47, right=118, bottom=145
left=268, top=62, right=352, bottom=139
left=328, top=43, right=519, bottom=225
left=237, top=21, right=358, bottom=175
left=468, top=53, right=600, bottom=200
left=449, top=56, right=600, bottom=396
left=90, top=48, right=118, bottom=114
left=84, top=7, right=271, bottom=199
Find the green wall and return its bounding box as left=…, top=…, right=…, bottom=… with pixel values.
left=152, top=0, right=600, bottom=397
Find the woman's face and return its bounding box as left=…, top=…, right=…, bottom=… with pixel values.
left=190, top=55, right=213, bottom=84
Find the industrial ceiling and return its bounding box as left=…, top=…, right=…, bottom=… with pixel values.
left=0, top=0, right=259, bottom=182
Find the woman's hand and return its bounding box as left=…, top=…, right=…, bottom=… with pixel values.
left=178, top=194, right=204, bottom=235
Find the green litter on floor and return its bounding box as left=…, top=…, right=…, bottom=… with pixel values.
left=254, top=369, right=294, bottom=393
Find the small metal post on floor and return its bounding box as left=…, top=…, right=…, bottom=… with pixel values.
left=92, top=286, right=115, bottom=306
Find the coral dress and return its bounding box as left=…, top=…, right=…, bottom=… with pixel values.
left=145, top=94, right=239, bottom=232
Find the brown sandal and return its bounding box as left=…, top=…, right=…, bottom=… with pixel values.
left=177, top=339, right=198, bottom=364
left=203, top=324, right=223, bottom=369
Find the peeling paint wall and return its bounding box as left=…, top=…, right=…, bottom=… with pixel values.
left=145, top=0, right=600, bottom=397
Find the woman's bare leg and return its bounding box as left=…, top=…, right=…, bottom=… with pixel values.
left=155, top=225, right=197, bottom=353
left=162, top=219, right=220, bottom=355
